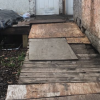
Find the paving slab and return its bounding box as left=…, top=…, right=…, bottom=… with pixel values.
left=29, top=38, right=78, bottom=60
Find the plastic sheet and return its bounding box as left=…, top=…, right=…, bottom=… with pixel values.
left=0, top=9, right=23, bottom=29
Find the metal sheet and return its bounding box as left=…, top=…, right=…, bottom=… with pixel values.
left=29, top=38, right=78, bottom=60
left=29, top=23, right=85, bottom=39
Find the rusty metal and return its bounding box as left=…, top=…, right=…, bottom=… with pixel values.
left=29, top=23, right=85, bottom=39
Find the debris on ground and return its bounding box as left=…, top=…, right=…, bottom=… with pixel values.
left=0, top=49, right=26, bottom=100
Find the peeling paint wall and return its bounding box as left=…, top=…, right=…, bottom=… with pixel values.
left=74, top=0, right=100, bottom=53
left=0, top=0, right=35, bottom=15
left=0, top=0, right=62, bottom=15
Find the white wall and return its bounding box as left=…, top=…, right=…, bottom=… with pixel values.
left=66, top=0, right=73, bottom=15
left=0, top=0, right=62, bottom=15
left=0, top=0, right=35, bottom=15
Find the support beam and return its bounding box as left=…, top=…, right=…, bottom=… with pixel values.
left=23, top=35, right=28, bottom=48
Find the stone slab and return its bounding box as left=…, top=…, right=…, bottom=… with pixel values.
left=29, top=38, right=78, bottom=60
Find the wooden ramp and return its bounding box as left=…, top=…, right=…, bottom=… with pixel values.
left=29, top=38, right=78, bottom=60
left=6, top=83, right=100, bottom=100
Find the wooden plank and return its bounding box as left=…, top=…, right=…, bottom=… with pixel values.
left=66, top=37, right=90, bottom=44
left=16, top=18, right=66, bottom=26
left=77, top=54, right=100, bottom=59
left=70, top=44, right=98, bottom=54
left=18, top=77, right=82, bottom=83
left=26, top=19, right=66, bottom=24
left=23, top=35, right=28, bottom=48
left=22, top=63, right=100, bottom=68
left=67, top=94, right=100, bottom=100
left=20, top=72, right=100, bottom=78
left=22, top=64, right=78, bottom=68
left=28, top=23, right=85, bottom=39
left=19, top=77, right=98, bottom=83
left=1, top=27, right=30, bottom=35
left=29, top=38, right=78, bottom=60
left=6, top=83, right=100, bottom=99
left=25, top=94, right=100, bottom=100
left=23, top=59, right=100, bottom=65
left=21, top=67, right=100, bottom=73
left=20, top=72, right=79, bottom=78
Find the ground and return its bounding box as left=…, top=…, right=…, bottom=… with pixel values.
left=0, top=49, right=26, bottom=100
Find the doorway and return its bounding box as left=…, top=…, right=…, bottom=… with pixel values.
left=36, top=0, right=59, bottom=15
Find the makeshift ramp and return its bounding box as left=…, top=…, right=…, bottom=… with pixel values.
left=29, top=23, right=84, bottom=39
left=6, top=83, right=100, bottom=100
left=29, top=38, right=78, bottom=60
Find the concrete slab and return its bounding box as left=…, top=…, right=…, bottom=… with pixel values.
left=29, top=38, right=78, bottom=60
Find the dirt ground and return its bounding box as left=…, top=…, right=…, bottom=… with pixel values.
left=0, top=49, right=26, bottom=100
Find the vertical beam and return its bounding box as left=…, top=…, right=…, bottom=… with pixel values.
left=23, top=35, right=28, bottom=48
left=63, top=0, right=66, bottom=15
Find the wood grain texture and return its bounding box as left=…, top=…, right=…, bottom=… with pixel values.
left=21, top=67, right=100, bottom=73
left=28, top=23, right=84, bottom=39
left=19, top=44, right=100, bottom=84
left=21, top=94, right=100, bottom=100
left=66, top=36, right=90, bottom=44
left=6, top=83, right=100, bottom=100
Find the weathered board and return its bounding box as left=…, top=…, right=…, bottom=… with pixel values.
left=66, top=36, right=90, bottom=44
left=29, top=38, right=78, bottom=60
left=26, top=19, right=66, bottom=24
left=19, top=44, right=100, bottom=84
left=28, top=23, right=84, bottom=39
left=17, top=94, right=100, bottom=100
left=16, top=19, right=66, bottom=27
left=6, top=83, right=100, bottom=100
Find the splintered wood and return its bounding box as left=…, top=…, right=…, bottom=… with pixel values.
left=6, top=83, right=100, bottom=100
left=28, top=23, right=84, bottom=39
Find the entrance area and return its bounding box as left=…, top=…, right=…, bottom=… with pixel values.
left=66, top=0, right=73, bottom=15
left=36, top=0, right=59, bottom=15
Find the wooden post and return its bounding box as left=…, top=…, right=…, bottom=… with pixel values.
left=63, top=0, right=66, bottom=15
left=22, top=35, right=28, bottom=48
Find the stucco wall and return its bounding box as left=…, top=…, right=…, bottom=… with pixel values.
left=74, top=0, right=100, bottom=53
left=0, top=0, right=62, bottom=15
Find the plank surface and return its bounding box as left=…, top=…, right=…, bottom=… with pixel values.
left=21, top=67, right=100, bottom=73
left=29, top=38, right=78, bottom=60
left=19, top=44, right=100, bottom=83
left=24, top=94, right=100, bottom=100
left=6, top=83, right=100, bottom=100
left=29, top=23, right=84, bottom=39
left=66, top=37, right=90, bottom=44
